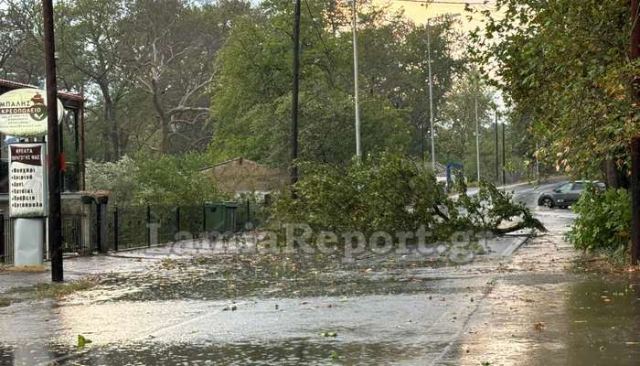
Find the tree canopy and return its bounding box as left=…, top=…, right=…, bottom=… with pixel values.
left=469, top=0, right=637, bottom=179
left=210, top=0, right=464, bottom=167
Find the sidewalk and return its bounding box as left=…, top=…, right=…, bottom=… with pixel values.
left=436, top=208, right=640, bottom=365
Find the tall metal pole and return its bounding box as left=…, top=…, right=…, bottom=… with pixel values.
left=43, top=0, right=63, bottom=282
left=475, top=97, right=480, bottom=182
left=427, top=20, right=435, bottom=170
left=535, top=142, right=540, bottom=183
left=494, top=108, right=499, bottom=183
left=290, top=0, right=301, bottom=185
left=352, top=0, right=361, bottom=160
left=502, top=122, right=506, bottom=186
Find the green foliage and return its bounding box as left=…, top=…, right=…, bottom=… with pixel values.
left=134, top=153, right=223, bottom=206
left=457, top=181, right=546, bottom=234
left=86, top=156, right=138, bottom=204
left=2, top=0, right=251, bottom=159
left=436, top=72, right=503, bottom=181
left=86, top=153, right=223, bottom=206
left=210, top=1, right=463, bottom=167
left=269, top=153, right=544, bottom=244
left=469, top=0, right=635, bottom=177
left=567, top=188, right=631, bottom=253
left=271, top=153, right=448, bottom=236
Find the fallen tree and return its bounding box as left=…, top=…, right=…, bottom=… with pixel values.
left=268, top=153, right=545, bottom=246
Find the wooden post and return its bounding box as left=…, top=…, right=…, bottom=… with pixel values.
left=43, top=0, right=63, bottom=282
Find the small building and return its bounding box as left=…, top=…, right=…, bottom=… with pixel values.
left=201, top=157, right=288, bottom=200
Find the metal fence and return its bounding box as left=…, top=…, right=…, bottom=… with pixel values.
left=107, top=201, right=266, bottom=252
left=0, top=200, right=267, bottom=261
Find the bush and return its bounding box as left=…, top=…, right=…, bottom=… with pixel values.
left=567, top=187, right=631, bottom=254
left=271, top=153, right=449, bottom=237
left=86, top=156, right=138, bottom=204
left=86, top=153, right=224, bottom=207
left=269, top=153, right=544, bottom=245
left=134, top=153, right=223, bottom=206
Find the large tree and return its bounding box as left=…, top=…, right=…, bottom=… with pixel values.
left=210, top=0, right=461, bottom=167
left=120, top=0, right=250, bottom=154
left=56, top=0, right=131, bottom=160
left=469, top=0, right=635, bottom=183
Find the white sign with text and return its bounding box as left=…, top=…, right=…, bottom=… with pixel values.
left=9, top=143, right=47, bottom=217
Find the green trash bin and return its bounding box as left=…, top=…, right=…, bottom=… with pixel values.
left=203, top=202, right=238, bottom=233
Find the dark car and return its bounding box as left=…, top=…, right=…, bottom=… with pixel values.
left=537, top=180, right=605, bottom=209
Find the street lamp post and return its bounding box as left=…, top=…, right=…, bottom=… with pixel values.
left=290, top=0, right=301, bottom=185
left=427, top=19, right=435, bottom=170
left=353, top=0, right=361, bottom=160
left=475, top=96, right=481, bottom=182
left=426, top=14, right=459, bottom=171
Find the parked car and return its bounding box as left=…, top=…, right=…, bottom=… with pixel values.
left=537, top=180, right=605, bottom=209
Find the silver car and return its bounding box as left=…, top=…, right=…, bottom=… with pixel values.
left=537, top=180, right=605, bottom=209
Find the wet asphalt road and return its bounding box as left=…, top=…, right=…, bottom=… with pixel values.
left=1, top=181, right=640, bottom=365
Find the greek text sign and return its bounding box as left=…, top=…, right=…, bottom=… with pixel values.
left=9, top=143, right=47, bottom=217
left=0, top=88, right=63, bottom=136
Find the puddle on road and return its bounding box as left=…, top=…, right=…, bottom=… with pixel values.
left=450, top=273, right=640, bottom=366
left=1, top=339, right=442, bottom=366
left=0, top=292, right=468, bottom=365
left=3, top=221, right=640, bottom=365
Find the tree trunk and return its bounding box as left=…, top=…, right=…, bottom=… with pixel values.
left=150, top=77, right=170, bottom=153
left=605, top=158, right=620, bottom=188
left=99, top=83, right=120, bottom=160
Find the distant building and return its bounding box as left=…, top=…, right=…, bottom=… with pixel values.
left=201, top=157, right=288, bottom=200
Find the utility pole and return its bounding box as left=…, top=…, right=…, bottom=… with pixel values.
left=475, top=97, right=480, bottom=182
left=502, top=122, right=506, bottom=186
left=630, top=0, right=640, bottom=265
left=535, top=142, right=540, bottom=183
left=494, top=108, right=499, bottom=183
left=290, top=0, right=301, bottom=185
left=427, top=19, right=436, bottom=170
left=352, top=0, right=361, bottom=160
left=43, top=0, right=63, bottom=282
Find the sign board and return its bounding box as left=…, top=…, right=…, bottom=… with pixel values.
left=0, top=88, right=63, bottom=136
left=9, top=143, right=47, bottom=217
